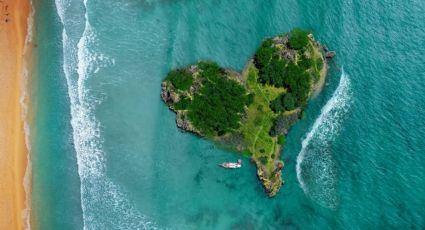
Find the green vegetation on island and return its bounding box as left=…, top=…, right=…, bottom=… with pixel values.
left=188, top=62, right=251, bottom=136
left=161, top=28, right=330, bottom=197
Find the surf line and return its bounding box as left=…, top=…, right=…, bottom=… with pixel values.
left=55, top=0, right=157, bottom=228
left=296, top=67, right=351, bottom=205
left=21, top=0, right=35, bottom=229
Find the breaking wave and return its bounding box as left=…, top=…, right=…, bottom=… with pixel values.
left=296, top=68, right=351, bottom=209
left=55, top=0, right=156, bottom=229
left=21, top=1, right=35, bottom=229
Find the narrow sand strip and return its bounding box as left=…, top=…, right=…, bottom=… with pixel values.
left=0, top=0, right=31, bottom=229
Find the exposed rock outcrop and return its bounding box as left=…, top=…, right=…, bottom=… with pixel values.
left=325, top=51, right=336, bottom=59
left=255, top=160, right=284, bottom=197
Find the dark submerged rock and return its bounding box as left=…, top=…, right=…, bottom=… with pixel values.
left=325, top=51, right=336, bottom=59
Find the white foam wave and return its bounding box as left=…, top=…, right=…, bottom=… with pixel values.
left=21, top=1, right=35, bottom=229
left=296, top=68, right=351, bottom=209
left=55, top=0, right=156, bottom=229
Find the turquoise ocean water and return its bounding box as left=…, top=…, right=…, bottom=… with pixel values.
left=30, top=0, right=425, bottom=229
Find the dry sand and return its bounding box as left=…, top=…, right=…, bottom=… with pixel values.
left=312, top=58, right=329, bottom=97
left=0, top=0, right=31, bottom=229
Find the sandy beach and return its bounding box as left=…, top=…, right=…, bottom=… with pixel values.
left=0, top=0, right=31, bottom=229
left=312, top=57, right=329, bottom=97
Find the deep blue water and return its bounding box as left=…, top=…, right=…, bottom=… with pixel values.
left=31, top=0, right=425, bottom=229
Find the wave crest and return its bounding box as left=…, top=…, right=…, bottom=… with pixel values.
left=296, top=68, right=352, bottom=209
left=55, top=0, right=156, bottom=229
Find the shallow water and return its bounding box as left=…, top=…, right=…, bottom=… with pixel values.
left=31, top=0, right=425, bottom=229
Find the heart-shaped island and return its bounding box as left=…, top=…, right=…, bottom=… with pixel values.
left=161, top=29, right=332, bottom=197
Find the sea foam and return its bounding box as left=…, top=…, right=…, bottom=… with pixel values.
left=55, top=0, right=156, bottom=228
left=21, top=1, right=35, bottom=229
left=296, top=68, right=351, bottom=209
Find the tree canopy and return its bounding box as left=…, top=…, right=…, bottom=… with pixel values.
left=254, top=38, right=276, bottom=69
left=253, top=30, right=314, bottom=111
left=259, top=58, right=287, bottom=87
left=288, top=28, right=309, bottom=50
left=187, top=62, right=250, bottom=136
left=166, top=69, right=193, bottom=91
left=284, top=63, right=311, bottom=106
left=270, top=93, right=297, bottom=113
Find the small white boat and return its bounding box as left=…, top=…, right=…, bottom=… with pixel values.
left=220, top=159, right=242, bottom=169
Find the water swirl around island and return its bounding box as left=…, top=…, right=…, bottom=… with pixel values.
left=297, top=68, right=351, bottom=209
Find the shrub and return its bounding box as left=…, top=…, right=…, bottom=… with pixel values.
left=316, top=57, right=324, bottom=70
left=258, top=58, right=286, bottom=87
left=198, top=61, right=222, bottom=80
left=247, top=93, right=255, bottom=106
left=259, top=58, right=311, bottom=102
left=291, top=72, right=311, bottom=106
left=259, top=156, right=268, bottom=164
left=270, top=93, right=296, bottom=113
left=299, top=54, right=313, bottom=70
left=174, top=96, right=191, bottom=110
left=282, top=93, right=296, bottom=111
left=254, top=38, right=275, bottom=69
left=166, top=69, right=193, bottom=90
left=242, top=150, right=253, bottom=157
left=278, top=135, right=286, bottom=145
left=288, top=28, right=309, bottom=50
left=283, top=63, right=311, bottom=107
left=270, top=94, right=285, bottom=113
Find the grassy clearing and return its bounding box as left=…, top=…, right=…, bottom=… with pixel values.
left=306, top=40, right=325, bottom=82
left=238, top=64, right=285, bottom=172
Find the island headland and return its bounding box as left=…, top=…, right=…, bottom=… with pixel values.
left=161, top=29, right=333, bottom=197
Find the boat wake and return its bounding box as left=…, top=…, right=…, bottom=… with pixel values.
left=55, top=0, right=157, bottom=229
left=296, top=68, right=351, bottom=209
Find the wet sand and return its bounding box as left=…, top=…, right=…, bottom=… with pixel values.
left=0, top=0, right=31, bottom=229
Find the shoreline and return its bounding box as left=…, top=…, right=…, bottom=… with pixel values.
left=0, top=0, right=32, bottom=229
